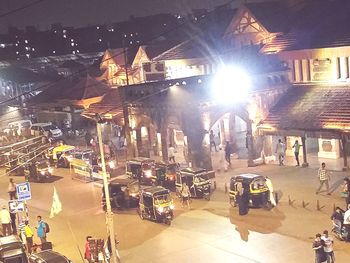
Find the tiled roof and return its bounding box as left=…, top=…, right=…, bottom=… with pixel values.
left=28, top=74, right=109, bottom=105
left=261, top=0, right=350, bottom=52
left=259, top=84, right=350, bottom=132
left=82, top=88, right=124, bottom=120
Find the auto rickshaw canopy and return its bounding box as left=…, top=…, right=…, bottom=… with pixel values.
left=52, top=145, right=75, bottom=160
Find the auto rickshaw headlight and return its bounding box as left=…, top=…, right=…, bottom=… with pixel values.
left=157, top=206, right=164, bottom=213
left=40, top=171, right=45, bottom=175
left=170, top=204, right=175, bottom=210
left=48, top=167, right=53, bottom=173
left=144, top=170, right=152, bottom=178
left=108, top=160, right=116, bottom=169
left=67, top=156, right=72, bottom=162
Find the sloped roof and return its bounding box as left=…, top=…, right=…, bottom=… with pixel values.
left=154, top=6, right=237, bottom=61
left=262, top=0, right=350, bottom=52
left=82, top=88, right=124, bottom=120
left=28, top=74, right=109, bottom=105
left=259, top=85, right=350, bottom=132
left=244, top=1, right=291, bottom=33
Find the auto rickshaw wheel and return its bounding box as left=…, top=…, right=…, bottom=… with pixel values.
left=164, top=218, right=171, bottom=226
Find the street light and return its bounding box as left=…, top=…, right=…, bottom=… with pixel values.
left=211, top=65, right=251, bottom=104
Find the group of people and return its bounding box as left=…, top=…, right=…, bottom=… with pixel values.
left=3, top=178, right=49, bottom=253
left=312, top=230, right=335, bottom=263
left=275, top=139, right=302, bottom=166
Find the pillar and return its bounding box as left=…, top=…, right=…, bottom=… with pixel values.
left=341, top=136, right=348, bottom=171
left=183, top=110, right=212, bottom=170
left=136, top=127, right=150, bottom=158
left=301, top=136, right=308, bottom=167
left=246, top=121, right=256, bottom=167
left=160, top=125, right=168, bottom=163
left=229, top=113, right=236, bottom=150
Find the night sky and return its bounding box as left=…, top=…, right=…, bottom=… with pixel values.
left=0, top=0, right=234, bottom=32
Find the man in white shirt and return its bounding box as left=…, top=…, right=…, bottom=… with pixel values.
left=344, top=204, right=350, bottom=242
left=321, top=230, right=335, bottom=263
left=168, top=144, right=175, bottom=163
left=0, top=206, right=12, bottom=236
left=275, top=139, right=285, bottom=166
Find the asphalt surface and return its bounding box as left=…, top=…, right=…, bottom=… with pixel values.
left=0, top=160, right=350, bottom=263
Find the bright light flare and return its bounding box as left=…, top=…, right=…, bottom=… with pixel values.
left=212, top=66, right=251, bottom=104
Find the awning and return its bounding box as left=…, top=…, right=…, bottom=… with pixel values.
left=258, top=84, right=350, bottom=138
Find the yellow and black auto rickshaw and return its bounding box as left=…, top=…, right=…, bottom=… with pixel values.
left=229, top=174, right=270, bottom=208
left=102, top=177, right=140, bottom=210
left=138, top=186, right=174, bottom=225
left=176, top=167, right=214, bottom=200
left=126, top=157, right=155, bottom=185
left=51, top=144, right=75, bottom=168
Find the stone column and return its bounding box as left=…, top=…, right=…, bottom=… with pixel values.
left=246, top=121, right=256, bottom=167
left=183, top=110, right=212, bottom=170
left=341, top=136, right=348, bottom=171
left=301, top=136, right=309, bottom=167
left=160, top=125, right=168, bottom=163
left=229, top=113, right=237, bottom=151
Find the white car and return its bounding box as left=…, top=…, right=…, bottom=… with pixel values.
left=31, top=123, right=63, bottom=138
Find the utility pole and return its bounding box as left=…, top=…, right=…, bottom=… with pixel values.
left=96, top=117, right=119, bottom=263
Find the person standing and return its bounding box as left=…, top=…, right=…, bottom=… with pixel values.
left=316, top=162, right=331, bottom=195
left=10, top=212, right=17, bottom=235
left=343, top=204, right=350, bottom=242
left=84, top=236, right=92, bottom=263
left=180, top=183, right=191, bottom=209
left=8, top=178, right=16, bottom=200
left=209, top=130, right=218, bottom=152
left=342, top=177, right=350, bottom=206
left=168, top=144, right=175, bottom=163
left=265, top=177, right=276, bottom=207
left=0, top=206, right=12, bottom=236
left=36, top=216, right=47, bottom=244
left=24, top=221, right=34, bottom=254
left=322, top=230, right=335, bottom=263
left=312, top=233, right=326, bottom=263
left=224, top=141, right=232, bottom=166
left=292, top=140, right=302, bottom=166
left=239, top=183, right=249, bottom=216
left=275, top=139, right=285, bottom=166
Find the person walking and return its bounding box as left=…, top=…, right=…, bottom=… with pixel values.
left=265, top=177, right=276, bottom=207
left=292, top=140, right=302, bottom=166
left=36, top=216, right=47, bottom=244
left=84, top=236, right=92, bottom=263
left=168, top=144, right=175, bottom=163
left=180, top=182, right=191, bottom=209
left=8, top=178, right=16, bottom=200
left=0, top=206, right=12, bottom=236
left=342, top=177, right=350, bottom=206
left=316, top=162, right=331, bottom=195
left=313, top=233, right=327, bottom=263
left=24, top=221, right=34, bottom=254
left=239, top=183, right=250, bottom=216
left=343, top=204, right=350, bottom=242
left=209, top=130, right=218, bottom=152
left=224, top=141, right=232, bottom=166
left=322, top=230, right=335, bottom=263
left=275, top=139, right=285, bottom=166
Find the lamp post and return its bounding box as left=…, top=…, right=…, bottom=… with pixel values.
left=96, top=117, right=119, bottom=263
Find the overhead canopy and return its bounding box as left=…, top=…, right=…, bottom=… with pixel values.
left=258, top=84, right=350, bottom=137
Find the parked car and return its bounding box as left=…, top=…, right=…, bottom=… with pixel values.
left=0, top=235, right=28, bottom=263
left=28, top=250, right=71, bottom=263
left=31, top=123, right=63, bottom=139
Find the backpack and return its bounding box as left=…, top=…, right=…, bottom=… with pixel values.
left=44, top=222, right=50, bottom=233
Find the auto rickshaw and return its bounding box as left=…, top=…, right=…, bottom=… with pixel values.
left=126, top=157, right=155, bottom=185
left=229, top=174, right=270, bottom=208
left=176, top=167, right=213, bottom=200
left=138, top=186, right=174, bottom=225
left=154, top=162, right=180, bottom=191
left=51, top=145, right=75, bottom=168
left=102, top=178, right=140, bottom=210
left=24, top=158, right=53, bottom=182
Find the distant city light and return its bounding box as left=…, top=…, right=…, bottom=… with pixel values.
left=96, top=26, right=100, bottom=29
left=53, top=50, right=56, bottom=54
left=24, top=40, right=28, bottom=44
left=32, top=48, right=35, bottom=51
left=0, top=44, right=5, bottom=48
left=98, top=38, right=102, bottom=42
left=26, top=53, right=30, bottom=58
left=71, top=43, right=74, bottom=46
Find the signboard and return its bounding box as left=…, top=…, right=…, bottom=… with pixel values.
left=142, top=61, right=166, bottom=81
left=16, top=182, right=32, bottom=201
left=8, top=200, right=25, bottom=213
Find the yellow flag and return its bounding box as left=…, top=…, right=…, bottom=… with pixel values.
left=50, top=186, right=62, bottom=218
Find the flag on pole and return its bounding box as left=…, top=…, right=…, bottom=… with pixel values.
left=50, top=186, right=62, bottom=218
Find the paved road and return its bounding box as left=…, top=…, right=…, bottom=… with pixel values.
left=0, top=162, right=349, bottom=263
